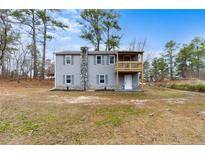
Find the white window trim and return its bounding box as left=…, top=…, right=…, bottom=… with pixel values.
left=99, top=74, right=105, bottom=84
left=65, top=74, right=72, bottom=85
left=96, top=55, right=102, bottom=65
left=65, top=55, right=71, bottom=65
left=109, top=55, right=115, bottom=65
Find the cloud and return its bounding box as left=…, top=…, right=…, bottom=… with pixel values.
left=51, top=10, right=82, bottom=33
left=62, top=9, right=81, bottom=19
left=61, top=36, right=72, bottom=41
left=56, top=16, right=82, bottom=33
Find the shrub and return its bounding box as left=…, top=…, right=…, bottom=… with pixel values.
left=167, top=83, right=205, bottom=92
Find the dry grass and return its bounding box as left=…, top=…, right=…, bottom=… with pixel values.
left=0, top=80, right=205, bottom=144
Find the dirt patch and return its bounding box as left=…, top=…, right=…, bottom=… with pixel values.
left=0, top=79, right=53, bottom=88
left=197, top=111, right=205, bottom=120
left=64, top=96, right=106, bottom=104
left=130, top=99, right=148, bottom=105
left=43, top=96, right=108, bottom=105
left=198, top=111, right=205, bottom=115
left=45, top=96, right=149, bottom=105
left=1, top=81, right=205, bottom=144
left=161, top=98, right=188, bottom=104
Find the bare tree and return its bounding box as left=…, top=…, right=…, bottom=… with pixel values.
left=0, top=10, right=18, bottom=77
left=12, top=9, right=40, bottom=79
left=11, top=38, right=30, bottom=81
left=129, top=38, right=147, bottom=51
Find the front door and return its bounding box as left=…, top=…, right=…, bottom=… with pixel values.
left=124, top=75, right=132, bottom=90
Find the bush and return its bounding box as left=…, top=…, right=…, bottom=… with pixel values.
left=167, top=83, right=205, bottom=92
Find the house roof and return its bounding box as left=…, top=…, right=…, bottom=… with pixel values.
left=54, top=50, right=144, bottom=55
left=117, top=51, right=144, bottom=54
left=54, top=51, right=81, bottom=55
left=88, top=51, right=117, bottom=55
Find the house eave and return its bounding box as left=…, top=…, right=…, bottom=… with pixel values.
left=54, top=50, right=144, bottom=55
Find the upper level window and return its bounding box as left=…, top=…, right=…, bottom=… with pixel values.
left=96, top=55, right=102, bottom=64
left=109, top=55, right=115, bottom=64
left=65, top=75, right=71, bottom=84
left=65, top=55, right=71, bottom=64
left=99, top=74, right=105, bottom=84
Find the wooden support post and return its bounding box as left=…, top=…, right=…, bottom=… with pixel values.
left=116, top=52, right=119, bottom=90
left=117, top=52, right=119, bottom=69
left=116, top=71, right=119, bottom=90
left=141, top=53, right=144, bottom=89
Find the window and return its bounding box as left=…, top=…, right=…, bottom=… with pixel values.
left=96, top=55, right=102, bottom=64
left=65, top=75, right=71, bottom=84
left=65, top=55, right=71, bottom=64
left=109, top=55, right=115, bottom=64
left=99, top=74, right=105, bottom=84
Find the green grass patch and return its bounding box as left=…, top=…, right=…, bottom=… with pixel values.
left=16, top=111, right=39, bottom=135
left=70, top=131, right=88, bottom=144
left=0, top=121, right=11, bottom=133
left=167, top=83, right=205, bottom=92
left=96, top=105, right=145, bottom=115
left=95, top=115, right=123, bottom=127
left=95, top=105, right=145, bottom=127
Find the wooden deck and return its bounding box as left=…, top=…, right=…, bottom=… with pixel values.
left=115, top=51, right=144, bottom=89
left=115, top=61, right=143, bottom=72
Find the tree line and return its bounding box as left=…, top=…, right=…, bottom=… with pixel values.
left=79, top=9, right=121, bottom=51
left=144, top=37, right=205, bottom=82
left=0, top=9, right=69, bottom=80
left=0, top=9, right=121, bottom=80
left=1, top=9, right=205, bottom=81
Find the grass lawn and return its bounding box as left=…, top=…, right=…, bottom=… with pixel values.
left=0, top=80, right=205, bottom=144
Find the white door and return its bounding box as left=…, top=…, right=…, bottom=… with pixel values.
left=124, top=75, right=132, bottom=90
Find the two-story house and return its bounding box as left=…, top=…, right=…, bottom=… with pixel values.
left=54, top=47, right=144, bottom=91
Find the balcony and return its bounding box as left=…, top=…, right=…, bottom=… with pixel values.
left=115, top=61, right=143, bottom=72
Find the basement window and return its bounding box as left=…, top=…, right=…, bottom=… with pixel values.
left=99, top=74, right=105, bottom=84
left=66, top=75, right=71, bottom=84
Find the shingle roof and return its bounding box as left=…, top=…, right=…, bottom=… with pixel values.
left=54, top=51, right=81, bottom=55
left=54, top=50, right=144, bottom=55
left=88, top=51, right=117, bottom=55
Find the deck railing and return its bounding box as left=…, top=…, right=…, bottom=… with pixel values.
left=115, top=61, right=143, bottom=72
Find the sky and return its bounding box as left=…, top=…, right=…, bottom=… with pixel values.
left=47, top=9, right=205, bottom=60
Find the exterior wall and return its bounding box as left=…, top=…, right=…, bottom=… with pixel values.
left=118, top=73, right=139, bottom=90
left=87, top=55, right=116, bottom=89
left=55, top=53, right=140, bottom=90
left=55, top=55, right=81, bottom=89
left=132, top=73, right=139, bottom=90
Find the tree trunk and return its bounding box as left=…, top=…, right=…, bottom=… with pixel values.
left=170, top=54, right=173, bottom=80
left=97, top=39, right=100, bottom=51
left=32, top=10, right=38, bottom=79
left=106, top=28, right=110, bottom=51
left=1, top=52, right=5, bottom=77
left=190, top=62, right=193, bottom=79
left=197, top=51, right=200, bottom=78
left=0, top=19, right=8, bottom=78
left=16, top=60, right=20, bottom=83
left=40, top=10, right=47, bottom=80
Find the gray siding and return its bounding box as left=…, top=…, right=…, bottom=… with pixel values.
left=55, top=55, right=81, bottom=89
left=132, top=73, right=139, bottom=90
left=118, top=73, right=139, bottom=90
left=55, top=53, right=140, bottom=90
left=88, top=55, right=116, bottom=89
